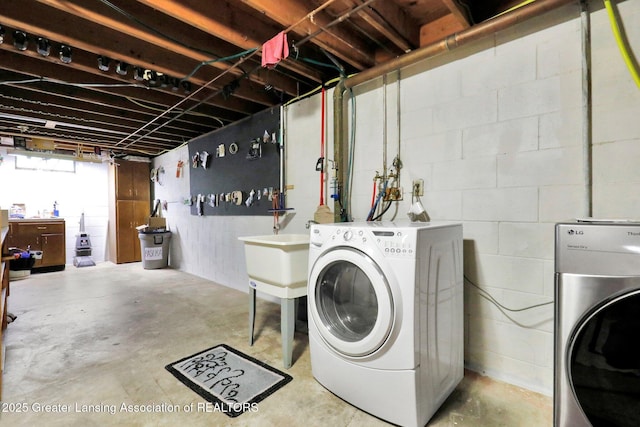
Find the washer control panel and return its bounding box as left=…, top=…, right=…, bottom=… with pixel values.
left=372, top=230, right=414, bottom=257
left=315, top=226, right=415, bottom=258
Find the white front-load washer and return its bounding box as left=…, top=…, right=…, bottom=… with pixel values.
left=308, top=221, right=463, bottom=427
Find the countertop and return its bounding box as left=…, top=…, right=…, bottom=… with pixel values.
left=9, top=218, right=65, bottom=223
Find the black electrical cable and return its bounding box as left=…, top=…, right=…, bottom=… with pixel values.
left=371, top=201, right=392, bottom=221
left=464, top=275, right=553, bottom=312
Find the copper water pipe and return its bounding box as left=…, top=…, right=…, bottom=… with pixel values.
left=333, top=0, right=578, bottom=221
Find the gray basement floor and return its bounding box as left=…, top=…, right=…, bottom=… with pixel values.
left=1, top=263, right=552, bottom=426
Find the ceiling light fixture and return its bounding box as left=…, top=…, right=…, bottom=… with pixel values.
left=13, top=30, right=28, bottom=51
left=133, top=67, right=145, bottom=81
left=59, top=45, right=72, bottom=63
left=159, top=74, right=171, bottom=88
left=147, top=70, right=158, bottom=85
left=181, top=80, right=192, bottom=94
left=97, top=56, right=110, bottom=71
left=171, top=77, right=180, bottom=92
left=149, top=70, right=158, bottom=86
left=116, top=61, right=128, bottom=76
left=36, top=37, right=51, bottom=57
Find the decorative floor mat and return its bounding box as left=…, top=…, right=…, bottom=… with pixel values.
left=165, top=344, right=292, bottom=417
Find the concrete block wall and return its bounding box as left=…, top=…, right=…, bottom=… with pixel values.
left=152, top=0, right=640, bottom=395
left=0, top=152, right=110, bottom=265
left=592, top=0, right=640, bottom=218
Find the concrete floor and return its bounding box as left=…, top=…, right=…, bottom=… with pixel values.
left=0, top=263, right=552, bottom=426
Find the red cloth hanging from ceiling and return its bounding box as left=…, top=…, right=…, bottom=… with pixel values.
left=262, top=31, right=290, bottom=68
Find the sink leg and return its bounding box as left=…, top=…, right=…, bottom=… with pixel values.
left=249, top=287, right=256, bottom=346
left=281, top=298, right=296, bottom=369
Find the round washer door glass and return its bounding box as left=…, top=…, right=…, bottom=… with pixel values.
left=569, top=290, right=640, bottom=426
left=309, top=248, right=393, bottom=357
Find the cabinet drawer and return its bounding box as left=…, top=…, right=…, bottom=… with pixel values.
left=22, top=223, right=64, bottom=234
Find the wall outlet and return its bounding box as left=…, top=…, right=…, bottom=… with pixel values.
left=413, top=179, right=424, bottom=196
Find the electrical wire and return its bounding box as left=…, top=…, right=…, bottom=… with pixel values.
left=0, top=78, right=43, bottom=86
left=603, top=0, right=640, bottom=89
left=464, top=275, right=553, bottom=312
left=97, top=0, right=240, bottom=69
left=124, top=97, right=225, bottom=125
left=492, top=0, right=537, bottom=19
left=0, top=77, right=146, bottom=89
left=181, top=48, right=258, bottom=82
left=282, top=74, right=354, bottom=107
left=118, top=48, right=260, bottom=149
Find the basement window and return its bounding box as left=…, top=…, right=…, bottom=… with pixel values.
left=15, top=155, right=76, bottom=173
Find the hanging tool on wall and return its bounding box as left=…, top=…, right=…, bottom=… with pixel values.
left=272, top=188, right=280, bottom=234
left=176, top=160, right=184, bottom=178
left=150, top=166, right=165, bottom=185
left=201, top=151, right=210, bottom=169
left=247, top=139, right=262, bottom=160
left=245, top=189, right=255, bottom=207
left=196, top=194, right=205, bottom=215
left=191, top=152, right=200, bottom=168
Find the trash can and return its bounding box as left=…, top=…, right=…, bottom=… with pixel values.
left=138, top=231, right=171, bottom=269
left=8, top=248, right=36, bottom=280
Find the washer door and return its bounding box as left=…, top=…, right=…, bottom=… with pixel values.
left=569, top=290, right=640, bottom=426
left=309, top=247, right=394, bottom=357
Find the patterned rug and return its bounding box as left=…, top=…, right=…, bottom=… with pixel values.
left=165, top=344, right=292, bottom=417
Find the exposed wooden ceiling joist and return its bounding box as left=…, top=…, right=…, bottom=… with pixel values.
left=0, top=0, right=520, bottom=157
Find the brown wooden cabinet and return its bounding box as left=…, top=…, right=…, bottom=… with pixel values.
left=115, top=159, right=151, bottom=201
left=6, top=219, right=66, bottom=270
left=108, top=160, right=150, bottom=264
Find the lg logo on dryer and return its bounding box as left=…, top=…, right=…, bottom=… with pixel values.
left=567, top=229, right=584, bottom=236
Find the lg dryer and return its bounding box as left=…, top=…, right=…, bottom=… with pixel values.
left=308, top=221, right=463, bottom=427
left=555, top=221, right=640, bottom=427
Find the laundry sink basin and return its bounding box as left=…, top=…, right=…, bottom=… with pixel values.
left=238, top=234, right=310, bottom=293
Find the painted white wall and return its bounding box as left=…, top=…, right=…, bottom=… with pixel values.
left=151, top=1, right=640, bottom=396
left=0, top=151, right=109, bottom=265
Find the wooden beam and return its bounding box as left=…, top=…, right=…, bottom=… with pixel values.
left=339, top=0, right=419, bottom=53
left=3, top=0, right=272, bottom=109
left=0, top=49, right=248, bottom=123
left=419, top=13, right=468, bottom=47
left=240, top=0, right=376, bottom=70
left=440, top=0, right=471, bottom=28
left=3, top=83, right=214, bottom=134
left=36, top=0, right=302, bottom=98
left=135, top=0, right=325, bottom=82
left=0, top=85, right=205, bottom=140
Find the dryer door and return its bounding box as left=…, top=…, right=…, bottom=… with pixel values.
left=308, top=247, right=394, bottom=357
left=568, top=288, right=640, bottom=426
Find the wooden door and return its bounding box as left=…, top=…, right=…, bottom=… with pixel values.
left=41, top=233, right=66, bottom=267
left=116, top=200, right=149, bottom=263
left=115, top=161, right=150, bottom=201
left=132, top=162, right=150, bottom=201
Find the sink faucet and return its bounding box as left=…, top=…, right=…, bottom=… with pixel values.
left=305, top=220, right=318, bottom=229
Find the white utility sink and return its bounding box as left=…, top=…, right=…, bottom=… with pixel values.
left=238, top=234, right=310, bottom=296
left=238, top=233, right=310, bottom=369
